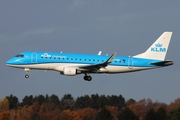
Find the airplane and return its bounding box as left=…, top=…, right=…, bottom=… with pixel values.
left=6, top=32, right=173, bottom=81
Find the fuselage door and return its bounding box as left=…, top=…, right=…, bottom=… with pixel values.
left=128, top=56, right=133, bottom=69
left=31, top=52, right=37, bottom=63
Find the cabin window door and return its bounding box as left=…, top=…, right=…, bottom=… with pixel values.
left=128, top=57, right=133, bottom=69
left=31, top=52, right=37, bottom=63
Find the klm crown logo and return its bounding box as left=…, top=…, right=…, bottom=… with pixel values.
left=155, top=43, right=162, bottom=47
left=41, top=53, right=51, bottom=57
left=151, top=43, right=166, bottom=52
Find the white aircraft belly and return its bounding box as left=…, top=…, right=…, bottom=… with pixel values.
left=106, top=66, right=153, bottom=73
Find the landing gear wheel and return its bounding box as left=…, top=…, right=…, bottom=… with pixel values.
left=84, top=76, right=87, bottom=80
left=25, top=74, right=29, bottom=78
left=84, top=76, right=92, bottom=81
left=24, top=68, right=30, bottom=79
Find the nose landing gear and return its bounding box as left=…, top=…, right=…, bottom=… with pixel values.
left=25, top=74, right=29, bottom=78
left=24, top=68, right=30, bottom=78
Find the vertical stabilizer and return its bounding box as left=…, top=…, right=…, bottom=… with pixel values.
left=134, top=32, right=172, bottom=60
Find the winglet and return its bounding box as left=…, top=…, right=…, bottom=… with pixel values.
left=106, top=52, right=117, bottom=63
left=78, top=52, right=117, bottom=70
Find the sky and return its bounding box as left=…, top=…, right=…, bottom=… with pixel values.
left=0, top=1, right=180, bottom=104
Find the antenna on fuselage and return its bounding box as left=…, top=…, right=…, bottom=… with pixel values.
left=98, top=51, right=102, bottom=55
left=60, top=51, right=63, bottom=53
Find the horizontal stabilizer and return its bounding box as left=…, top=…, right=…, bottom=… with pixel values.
left=150, top=60, right=173, bottom=66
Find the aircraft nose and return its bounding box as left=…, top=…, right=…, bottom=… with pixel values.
left=6, top=58, right=25, bottom=65
left=6, top=59, right=13, bottom=65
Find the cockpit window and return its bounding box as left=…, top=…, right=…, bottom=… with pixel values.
left=15, top=54, right=24, bottom=58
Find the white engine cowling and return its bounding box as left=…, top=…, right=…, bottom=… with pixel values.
left=63, top=67, right=77, bottom=76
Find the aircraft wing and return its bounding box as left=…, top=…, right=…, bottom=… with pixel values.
left=78, top=52, right=116, bottom=71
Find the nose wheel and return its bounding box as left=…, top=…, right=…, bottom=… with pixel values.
left=84, top=73, right=92, bottom=81
left=25, top=74, right=29, bottom=78
left=24, top=68, right=30, bottom=78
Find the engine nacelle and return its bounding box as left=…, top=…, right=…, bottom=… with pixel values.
left=63, top=67, right=77, bottom=76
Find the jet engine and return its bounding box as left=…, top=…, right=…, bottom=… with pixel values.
left=61, top=67, right=81, bottom=76
left=63, top=67, right=76, bottom=76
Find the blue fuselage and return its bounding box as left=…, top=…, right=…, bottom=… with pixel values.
left=6, top=51, right=161, bottom=73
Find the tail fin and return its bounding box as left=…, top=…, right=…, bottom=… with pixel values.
left=134, top=32, right=173, bottom=60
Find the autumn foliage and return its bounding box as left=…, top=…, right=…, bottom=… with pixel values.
left=0, top=94, right=180, bottom=120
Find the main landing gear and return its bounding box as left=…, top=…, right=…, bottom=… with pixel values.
left=24, top=68, right=30, bottom=78
left=84, top=73, right=92, bottom=81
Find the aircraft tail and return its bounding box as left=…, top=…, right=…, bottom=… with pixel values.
left=134, top=32, right=173, bottom=60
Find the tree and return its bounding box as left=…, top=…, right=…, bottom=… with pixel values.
left=21, top=95, right=33, bottom=106
left=0, top=98, right=9, bottom=111
left=167, top=98, right=180, bottom=113
left=168, top=107, right=180, bottom=120
left=174, top=98, right=180, bottom=104
left=106, top=106, right=119, bottom=118
left=107, top=95, right=125, bottom=110
left=144, top=108, right=157, bottom=120
left=60, top=94, right=74, bottom=110
left=0, top=111, right=10, bottom=120
left=156, top=107, right=167, bottom=120
left=74, top=95, right=90, bottom=109
left=126, top=98, right=136, bottom=106
left=128, top=102, right=146, bottom=120
left=27, top=102, right=40, bottom=120
left=45, top=94, right=50, bottom=102
left=78, top=107, right=98, bottom=120
left=49, top=94, right=60, bottom=106
left=6, top=94, right=19, bottom=109
left=39, top=102, right=61, bottom=120
left=33, top=95, right=45, bottom=105
left=90, top=94, right=100, bottom=109
left=96, top=107, right=113, bottom=120
left=59, top=110, right=74, bottom=120
left=118, top=107, right=138, bottom=120
left=98, top=95, right=108, bottom=108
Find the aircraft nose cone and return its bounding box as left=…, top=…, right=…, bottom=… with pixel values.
left=6, top=59, right=12, bottom=65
